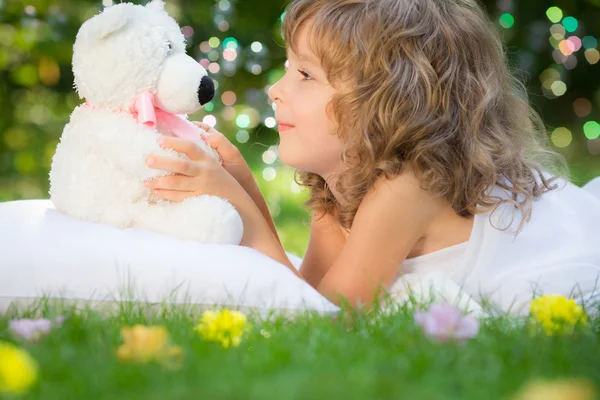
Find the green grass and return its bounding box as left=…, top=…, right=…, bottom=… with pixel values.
left=1, top=300, right=600, bottom=400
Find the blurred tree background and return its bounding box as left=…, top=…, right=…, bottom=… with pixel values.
left=0, top=0, right=599, bottom=255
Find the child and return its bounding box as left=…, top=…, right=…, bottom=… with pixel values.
left=145, top=0, right=600, bottom=315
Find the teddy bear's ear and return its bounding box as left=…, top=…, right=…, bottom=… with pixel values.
left=146, top=0, right=166, bottom=12
left=85, top=6, right=129, bottom=42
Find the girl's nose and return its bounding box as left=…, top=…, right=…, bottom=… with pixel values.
left=268, top=81, right=283, bottom=104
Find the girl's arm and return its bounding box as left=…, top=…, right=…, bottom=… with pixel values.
left=314, top=174, right=439, bottom=307
left=239, top=171, right=439, bottom=308
left=236, top=170, right=283, bottom=247
left=193, top=122, right=282, bottom=246
left=299, top=210, right=346, bottom=289
left=241, top=172, right=439, bottom=307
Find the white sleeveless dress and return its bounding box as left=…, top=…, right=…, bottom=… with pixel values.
left=388, top=176, right=600, bottom=316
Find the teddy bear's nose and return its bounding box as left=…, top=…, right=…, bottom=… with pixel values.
left=197, top=75, right=215, bottom=106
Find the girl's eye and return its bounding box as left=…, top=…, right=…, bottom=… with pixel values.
left=298, top=69, right=313, bottom=81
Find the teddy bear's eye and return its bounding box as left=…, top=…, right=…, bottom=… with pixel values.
left=166, top=42, right=172, bottom=53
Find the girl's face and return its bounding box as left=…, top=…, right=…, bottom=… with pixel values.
left=268, top=24, right=344, bottom=179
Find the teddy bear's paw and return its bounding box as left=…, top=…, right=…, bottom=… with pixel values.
left=132, top=195, right=243, bottom=244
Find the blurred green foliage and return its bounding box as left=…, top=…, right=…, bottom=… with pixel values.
left=0, top=0, right=599, bottom=255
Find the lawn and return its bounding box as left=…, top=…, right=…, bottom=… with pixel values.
left=1, top=297, right=599, bottom=400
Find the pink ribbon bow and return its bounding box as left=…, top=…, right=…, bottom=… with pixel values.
left=131, top=91, right=200, bottom=141
left=85, top=91, right=201, bottom=141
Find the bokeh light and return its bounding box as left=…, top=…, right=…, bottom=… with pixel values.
left=564, top=55, right=578, bottom=70
left=208, top=50, right=219, bottom=61
left=546, top=7, right=563, bottom=23
left=251, top=64, right=262, bottom=75
left=549, top=24, right=566, bottom=40
left=218, top=0, right=231, bottom=11
left=554, top=53, right=569, bottom=69
left=236, top=130, right=249, bottom=143
left=223, top=37, right=238, bottom=50
left=567, top=36, right=582, bottom=52
left=181, top=26, right=194, bottom=38
left=202, top=115, right=217, bottom=127
left=496, top=0, right=512, bottom=12
left=582, top=36, right=598, bottom=50
left=499, top=13, right=514, bottom=29
left=221, top=91, right=236, bottom=106
left=573, top=98, right=592, bottom=118
left=38, top=57, right=60, bottom=86
left=540, top=68, right=561, bottom=89
left=208, top=62, right=220, bottom=74
left=208, top=37, right=220, bottom=48
left=262, top=167, right=277, bottom=181
left=265, top=117, right=276, bottom=128
left=559, top=39, right=575, bottom=56
left=251, top=42, right=263, bottom=53
left=562, top=16, right=578, bottom=33
left=587, top=139, right=600, bottom=156
left=585, top=49, right=600, bottom=64
left=583, top=121, right=600, bottom=140
left=199, top=41, right=211, bottom=53
left=223, top=48, right=237, bottom=62
left=236, top=114, right=250, bottom=129
left=550, top=80, right=567, bottom=96
left=221, top=106, right=236, bottom=121
left=218, top=21, right=229, bottom=31
left=551, top=127, right=572, bottom=148
left=262, top=149, right=277, bottom=164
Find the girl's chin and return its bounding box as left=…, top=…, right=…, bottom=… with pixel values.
left=278, top=146, right=314, bottom=173
left=278, top=140, right=337, bottom=176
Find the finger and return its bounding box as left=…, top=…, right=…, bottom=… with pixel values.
left=157, top=136, right=207, bottom=161
left=144, top=175, right=196, bottom=191
left=191, top=121, right=226, bottom=150
left=192, top=121, right=218, bottom=134
left=197, top=129, right=238, bottom=159
left=152, top=189, right=191, bottom=203
left=146, top=155, right=201, bottom=177
left=202, top=130, right=225, bottom=150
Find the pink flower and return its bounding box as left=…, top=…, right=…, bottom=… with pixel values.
left=9, top=317, right=64, bottom=341
left=414, top=303, right=480, bottom=342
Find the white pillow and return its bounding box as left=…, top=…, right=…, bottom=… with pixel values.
left=0, top=200, right=339, bottom=316
left=584, top=177, right=600, bottom=199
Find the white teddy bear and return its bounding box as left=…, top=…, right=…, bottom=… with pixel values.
left=49, top=0, right=244, bottom=244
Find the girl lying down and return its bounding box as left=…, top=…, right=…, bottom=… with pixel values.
left=142, top=0, right=600, bottom=315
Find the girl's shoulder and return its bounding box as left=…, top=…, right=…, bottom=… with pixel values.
left=339, top=171, right=452, bottom=241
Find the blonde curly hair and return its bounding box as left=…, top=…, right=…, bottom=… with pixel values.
left=282, top=0, right=569, bottom=232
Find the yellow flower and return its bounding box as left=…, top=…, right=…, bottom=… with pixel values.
left=195, top=310, right=250, bottom=348
left=0, top=341, right=38, bottom=395
left=510, top=378, right=596, bottom=400
left=529, top=295, right=588, bottom=336
left=116, top=325, right=183, bottom=365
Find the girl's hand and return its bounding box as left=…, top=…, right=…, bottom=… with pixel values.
left=193, top=121, right=281, bottom=244
left=191, top=122, right=283, bottom=247
left=144, top=136, right=295, bottom=272
left=192, top=121, right=253, bottom=187
left=144, top=136, right=247, bottom=206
